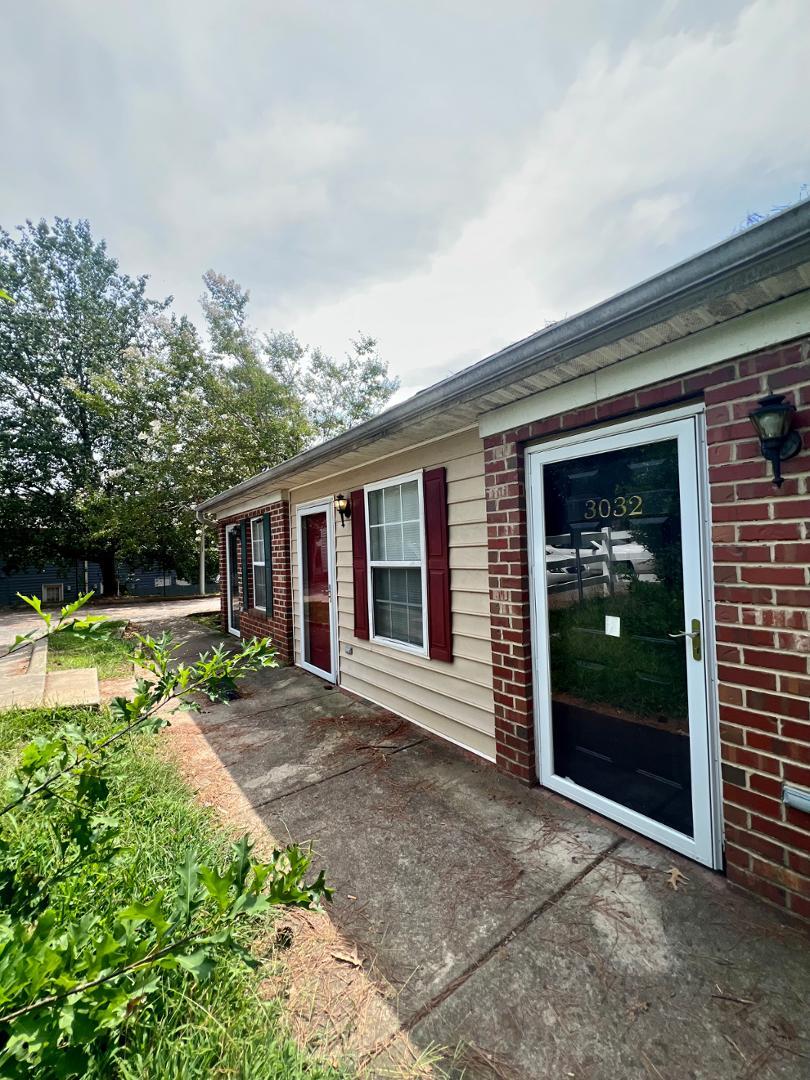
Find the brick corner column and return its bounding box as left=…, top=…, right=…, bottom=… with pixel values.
left=484, top=433, right=536, bottom=783
left=267, top=500, right=293, bottom=664
left=217, top=521, right=228, bottom=633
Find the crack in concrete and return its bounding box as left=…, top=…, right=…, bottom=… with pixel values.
left=248, top=738, right=426, bottom=812
left=401, top=836, right=626, bottom=1033
left=199, top=690, right=337, bottom=725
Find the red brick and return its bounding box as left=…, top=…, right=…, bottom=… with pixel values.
left=723, top=781, right=781, bottom=817
left=738, top=522, right=801, bottom=541
left=751, top=814, right=810, bottom=854
left=717, top=664, right=777, bottom=691
left=745, top=730, right=791, bottom=756
left=774, top=499, right=810, bottom=519
left=740, top=565, right=805, bottom=587
left=713, top=544, right=770, bottom=563
left=719, top=705, right=779, bottom=733
left=747, top=691, right=810, bottom=721
left=743, top=649, right=807, bottom=673
left=781, top=719, right=810, bottom=743
left=727, top=864, right=787, bottom=908
left=725, top=824, right=785, bottom=864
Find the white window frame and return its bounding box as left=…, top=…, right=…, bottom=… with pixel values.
left=364, top=469, right=429, bottom=657
left=250, top=516, right=267, bottom=612
left=42, top=582, right=64, bottom=604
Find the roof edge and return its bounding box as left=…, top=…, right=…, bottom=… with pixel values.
left=198, top=200, right=810, bottom=513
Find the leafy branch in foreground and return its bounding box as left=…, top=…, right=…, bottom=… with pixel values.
left=0, top=601, right=332, bottom=1077
left=6, top=591, right=109, bottom=656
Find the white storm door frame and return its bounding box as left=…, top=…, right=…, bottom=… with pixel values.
left=525, top=406, right=721, bottom=869
left=296, top=499, right=338, bottom=684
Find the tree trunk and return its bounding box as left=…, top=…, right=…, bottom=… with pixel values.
left=97, top=550, right=118, bottom=598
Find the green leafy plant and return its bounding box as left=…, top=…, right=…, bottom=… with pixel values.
left=0, top=596, right=333, bottom=1077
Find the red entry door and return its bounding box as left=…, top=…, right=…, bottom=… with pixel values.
left=302, top=510, right=332, bottom=676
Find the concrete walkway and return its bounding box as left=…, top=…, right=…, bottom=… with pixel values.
left=166, top=630, right=810, bottom=1078
left=0, top=596, right=218, bottom=649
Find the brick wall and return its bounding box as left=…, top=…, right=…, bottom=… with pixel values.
left=217, top=501, right=293, bottom=664
left=484, top=337, right=810, bottom=918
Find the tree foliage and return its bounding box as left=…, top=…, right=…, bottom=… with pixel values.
left=0, top=219, right=166, bottom=592
left=0, top=219, right=399, bottom=588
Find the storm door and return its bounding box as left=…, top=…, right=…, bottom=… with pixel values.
left=527, top=412, right=718, bottom=867
left=297, top=502, right=337, bottom=682
left=226, top=525, right=242, bottom=636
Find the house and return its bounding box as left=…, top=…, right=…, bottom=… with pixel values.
left=198, top=201, right=810, bottom=920
left=0, top=561, right=216, bottom=606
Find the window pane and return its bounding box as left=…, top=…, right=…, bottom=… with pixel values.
left=372, top=567, right=422, bottom=646
left=402, top=519, right=421, bottom=561
left=251, top=519, right=264, bottom=562
left=400, top=480, right=419, bottom=520
left=369, top=523, right=386, bottom=561
left=390, top=603, right=408, bottom=641
left=389, top=569, right=407, bottom=603
left=384, top=523, right=404, bottom=561
left=383, top=485, right=401, bottom=522
left=408, top=606, right=424, bottom=647
left=375, top=599, right=392, bottom=639
left=254, top=574, right=266, bottom=609
left=368, top=490, right=384, bottom=527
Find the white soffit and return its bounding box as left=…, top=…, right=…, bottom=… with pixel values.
left=478, top=291, right=810, bottom=439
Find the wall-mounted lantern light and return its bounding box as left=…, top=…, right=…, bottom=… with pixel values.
left=748, top=391, right=802, bottom=487
left=334, top=493, right=351, bottom=527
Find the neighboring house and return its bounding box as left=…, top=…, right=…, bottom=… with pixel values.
left=198, top=202, right=810, bottom=921
left=0, top=562, right=215, bottom=606
left=0, top=561, right=104, bottom=607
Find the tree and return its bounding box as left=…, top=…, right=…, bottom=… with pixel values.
left=0, top=218, right=167, bottom=594
left=0, top=224, right=399, bottom=594
left=301, top=333, right=399, bottom=442
left=199, top=269, right=400, bottom=445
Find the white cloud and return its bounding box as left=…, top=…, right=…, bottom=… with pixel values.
left=266, top=0, right=810, bottom=392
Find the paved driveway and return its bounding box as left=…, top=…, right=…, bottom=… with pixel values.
left=0, top=596, right=218, bottom=648
left=167, top=635, right=810, bottom=1079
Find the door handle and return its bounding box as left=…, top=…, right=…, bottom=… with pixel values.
left=668, top=619, right=702, bottom=661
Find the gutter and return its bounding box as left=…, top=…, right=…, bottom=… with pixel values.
left=198, top=199, right=810, bottom=514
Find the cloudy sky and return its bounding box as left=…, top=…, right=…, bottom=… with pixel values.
left=3, top=0, right=809, bottom=398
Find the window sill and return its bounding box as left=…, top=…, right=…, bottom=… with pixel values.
left=369, top=634, right=428, bottom=659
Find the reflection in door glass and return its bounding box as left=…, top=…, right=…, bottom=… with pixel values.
left=542, top=439, right=693, bottom=836
left=302, top=512, right=331, bottom=675
left=228, top=529, right=241, bottom=632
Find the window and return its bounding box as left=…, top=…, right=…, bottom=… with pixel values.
left=42, top=583, right=64, bottom=605
left=366, top=473, right=426, bottom=651
left=251, top=517, right=266, bottom=610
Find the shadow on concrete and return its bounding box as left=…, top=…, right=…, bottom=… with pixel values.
left=168, top=621, right=810, bottom=1078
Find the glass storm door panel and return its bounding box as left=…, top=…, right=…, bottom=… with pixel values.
left=227, top=528, right=241, bottom=633
left=301, top=511, right=332, bottom=676
left=529, top=415, right=716, bottom=866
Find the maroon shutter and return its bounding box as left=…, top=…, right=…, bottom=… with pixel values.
left=351, top=488, right=370, bottom=640
left=424, top=467, right=452, bottom=662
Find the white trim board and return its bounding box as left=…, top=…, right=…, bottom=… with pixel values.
left=479, top=290, right=810, bottom=438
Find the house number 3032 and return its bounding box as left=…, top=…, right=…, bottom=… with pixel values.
left=583, top=495, right=643, bottom=520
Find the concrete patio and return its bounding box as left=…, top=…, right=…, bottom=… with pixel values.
left=167, top=631, right=810, bottom=1078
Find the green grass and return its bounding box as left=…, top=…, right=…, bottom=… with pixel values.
left=0, top=706, right=352, bottom=1079
left=187, top=612, right=223, bottom=633
left=47, top=622, right=135, bottom=679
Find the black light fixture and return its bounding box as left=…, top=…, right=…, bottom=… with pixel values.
left=334, top=493, right=351, bottom=527
left=748, top=391, right=802, bottom=487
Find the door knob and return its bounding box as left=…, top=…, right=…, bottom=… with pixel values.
left=668, top=619, right=702, bottom=661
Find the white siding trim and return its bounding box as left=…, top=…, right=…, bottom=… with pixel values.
left=479, top=290, right=810, bottom=438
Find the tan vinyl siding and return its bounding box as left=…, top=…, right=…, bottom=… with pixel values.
left=289, top=428, right=495, bottom=759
